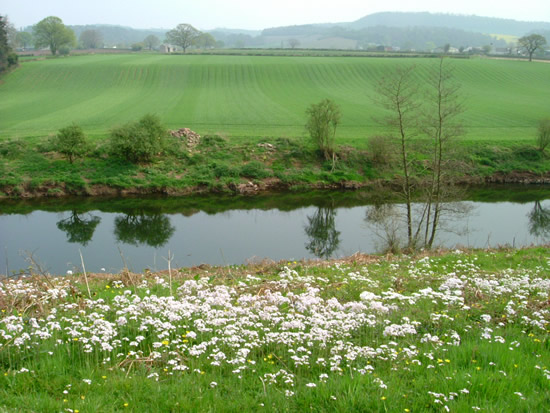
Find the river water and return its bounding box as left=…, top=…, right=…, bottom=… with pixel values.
left=1, top=186, right=549, bottom=275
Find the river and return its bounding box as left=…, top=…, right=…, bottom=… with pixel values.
left=1, top=186, right=549, bottom=275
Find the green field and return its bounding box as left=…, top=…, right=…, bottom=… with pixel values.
left=1, top=54, right=549, bottom=143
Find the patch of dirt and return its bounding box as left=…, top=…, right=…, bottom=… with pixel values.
left=1, top=170, right=549, bottom=200
left=485, top=171, right=550, bottom=184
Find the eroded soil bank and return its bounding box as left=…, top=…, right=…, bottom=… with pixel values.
left=2, top=171, right=550, bottom=199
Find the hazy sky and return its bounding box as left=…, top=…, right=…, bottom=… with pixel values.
left=3, top=0, right=550, bottom=30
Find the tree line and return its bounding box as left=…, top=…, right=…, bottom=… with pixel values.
left=3, top=16, right=217, bottom=55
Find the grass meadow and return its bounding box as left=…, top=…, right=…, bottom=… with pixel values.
left=1, top=54, right=549, bottom=144
left=0, top=247, right=548, bottom=412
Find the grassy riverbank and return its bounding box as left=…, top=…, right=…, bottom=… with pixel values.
left=1, top=132, right=550, bottom=198
left=1, top=247, right=548, bottom=411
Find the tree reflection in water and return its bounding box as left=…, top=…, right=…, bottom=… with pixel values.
left=114, top=210, right=175, bottom=248
left=56, top=210, right=101, bottom=246
left=528, top=200, right=550, bottom=239
left=304, top=206, right=340, bottom=259
left=365, top=201, right=472, bottom=253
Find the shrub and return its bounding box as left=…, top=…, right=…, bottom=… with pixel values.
left=239, top=161, right=270, bottom=179
left=58, top=46, right=71, bottom=56
left=305, top=99, right=341, bottom=160
left=536, top=118, right=550, bottom=152
left=54, top=124, right=87, bottom=163
left=109, top=114, right=169, bottom=163
left=513, top=146, right=543, bottom=162
left=367, top=135, right=395, bottom=167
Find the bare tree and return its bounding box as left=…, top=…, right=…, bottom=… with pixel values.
left=422, top=57, right=464, bottom=247
left=518, top=34, right=547, bottom=62
left=288, top=38, right=300, bottom=49
left=166, top=23, right=200, bottom=53
left=374, top=65, right=420, bottom=248
left=373, top=60, right=465, bottom=250
left=79, top=29, right=103, bottom=49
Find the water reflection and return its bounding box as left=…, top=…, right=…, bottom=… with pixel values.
left=364, top=203, right=402, bottom=253
left=364, top=201, right=473, bottom=253
left=56, top=211, right=101, bottom=246
left=1, top=187, right=550, bottom=274
left=114, top=210, right=175, bottom=247
left=304, top=206, right=341, bottom=258
left=528, top=200, right=550, bottom=239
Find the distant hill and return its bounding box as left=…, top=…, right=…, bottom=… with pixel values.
left=349, top=12, right=550, bottom=36
left=261, top=24, right=508, bottom=51
left=258, top=12, right=550, bottom=51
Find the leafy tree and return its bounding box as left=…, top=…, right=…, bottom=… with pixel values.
left=54, top=124, right=88, bottom=163
left=166, top=23, right=200, bottom=53
left=79, top=29, right=103, bottom=49
left=536, top=118, right=550, bottom=152
left=131, top=42, right=144, bottom=51
left=518, top=34, right=547, bottom=61
left=109, top=114, right=169, bottom=163
left=33, top=16, right=76, bottom=55
left=305, top=99, right=341, bottom=162
left=143, top=34, right=160, bottom=50
left=0, top=15, right=18, bottom=73
left=56, top=211, right=101, bottom=246
left=194, top=33, right=216, bottom=49
left=15, top=31, right=33, bottom=49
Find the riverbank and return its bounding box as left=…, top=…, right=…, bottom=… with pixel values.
left=1, top=246, right=548, bottom=411
left=1, top=135, right=550, bottom=199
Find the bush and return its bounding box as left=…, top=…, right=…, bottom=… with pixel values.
left=7, top=52, right=18, bottom=67
left=513, top=146, right=543, bottom=162
left=239, top=161, right=270, bottom=179
left=536, top=118, right=550, bottom=152
left=54, top=124, right=88, bottom=163
left=305, top=99, right=341, bottom=160
left=367, top=135, right=395, bottom=167
left=109, top=114, right=169, bottom=163
left=58, top=46, right=71, bottom=56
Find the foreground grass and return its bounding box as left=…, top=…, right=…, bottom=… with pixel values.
left=1, top=247, right=548, bottom=412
